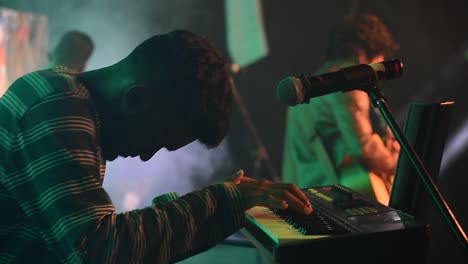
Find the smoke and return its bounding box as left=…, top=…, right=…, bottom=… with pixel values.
left=104, top=140, right=233, bottom=212
left=45, top=0, right=200, bottom=69
left=9, top=0, right=234, bottom=212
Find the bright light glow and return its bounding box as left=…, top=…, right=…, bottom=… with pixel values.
left=440, top=117, right=468, bottom=174
left=122, top=192, right=141, bottom=211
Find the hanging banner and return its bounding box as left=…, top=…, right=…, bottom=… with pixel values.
left=0, top=7, right=48, bottom=97
left=225, top=0, right=269, bottom=69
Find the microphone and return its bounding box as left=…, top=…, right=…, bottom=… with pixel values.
left=276, top=59, right=403, bottom=106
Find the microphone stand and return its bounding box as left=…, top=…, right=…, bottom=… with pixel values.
left=229, top=66, right=280, bottom=182
left=363, top=83, right=468, bottom=251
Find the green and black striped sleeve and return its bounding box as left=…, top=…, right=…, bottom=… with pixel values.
left=3, top=71, right=245, bottom=264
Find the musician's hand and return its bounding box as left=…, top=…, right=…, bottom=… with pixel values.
left=233, top=170, right=313, bottom=215
left=218, top=170, right=257, bottom=184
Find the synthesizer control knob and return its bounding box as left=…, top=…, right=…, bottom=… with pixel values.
left=331, top=185, right=353, bottom=209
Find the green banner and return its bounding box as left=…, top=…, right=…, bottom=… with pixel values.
left=225, top=0, right=269, bottom=69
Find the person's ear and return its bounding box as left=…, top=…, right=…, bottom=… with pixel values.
left=122, top=85, right=153, bottom=116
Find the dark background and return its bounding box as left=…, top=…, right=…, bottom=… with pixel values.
left=2, top=0, right=468, bottom=262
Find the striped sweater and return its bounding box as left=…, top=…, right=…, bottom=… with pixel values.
left=0, top=68, right=245, bottom=264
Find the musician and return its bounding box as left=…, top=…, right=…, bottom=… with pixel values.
left=282, top=13, right=400, bottom=205
left=47, top=30, right=94, bottom=72
left=0, top=30, right=312, bottom=263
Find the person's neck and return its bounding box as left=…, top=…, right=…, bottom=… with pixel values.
left=80, top=65, right=129, bottom=104
left=78, top=65, right=129, bottom=155
left=78, top=65, right=124, bottom=122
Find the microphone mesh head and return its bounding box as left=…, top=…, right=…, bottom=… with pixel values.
left=276, top=77, right=299, bottom=106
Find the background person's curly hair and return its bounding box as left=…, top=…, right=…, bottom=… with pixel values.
left=170, top=30, right=233, bottom=148
left=326, top=13, right=400, bottom=61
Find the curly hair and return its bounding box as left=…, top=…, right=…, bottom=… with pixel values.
left=169, top=30, right=233, bottom=148
left=126, top=30, right=232, bottom=148
left=326, top=13, right=399, bottom=61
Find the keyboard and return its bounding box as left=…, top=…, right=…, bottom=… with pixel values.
left=240, top=184, right=429, bottom=263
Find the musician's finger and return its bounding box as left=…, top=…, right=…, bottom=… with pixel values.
left=277, top=183, right=311, bottom=208
left=281, top=190, right=313, bottom=215
left=263, top=195, right=288, bottom=210
left=231, top=170, right=244, bottom=184
left=258, top=179, right=273, bottom=184
left=239, top=176, right=257, bottom=183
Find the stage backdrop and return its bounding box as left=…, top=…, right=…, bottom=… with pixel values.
left=0, top=7, right=48, bottom=97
